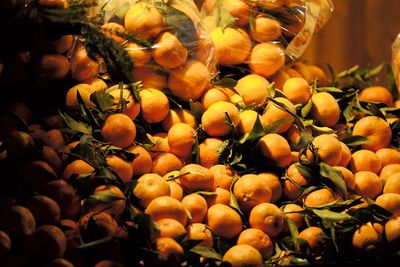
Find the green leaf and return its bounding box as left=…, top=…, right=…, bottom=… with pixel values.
left=286, top=218, right=299, bottom=238
left=86, top=189, right=126, bottom=204
left=239, top=115, right=265, bottom=144
left=312, top=209, right=352, bottom=222
left=76, top=90, right=101, bottom=128
left=295, top=165, right=313, bottom=182
left=134, top=124, right=154, bottom=148
left=297, top=129, right=313, bottom=150
left=308, top=124, right=335, bottom=135
left=341, top=135, right=369, bottom=147
left=196, top=191, right=217, bottom=196
left=319, top=162, right=347, bottom=198
left=191, top=134, right=200, bottom=164
left=90, top=90, right=115, bottom=112
left=189, top=246, right=223, bottom=261
left=267, top=97, right=304, bottom=130
left=264, top=118, right=293, bottom=134
left=300, top=99, right=313, bottom=118
left=229, top=176, right=242, bottom=215
left=154, top=2, right=197, bottom=51
left=267, top=82, right=276, bottom=98
left=337, top=65, right=359, bottom=78
left=214, top=0, right=236, bottom=29
left=317, top=87, right=343, bottom=93
left=214, top=77, right=238, bottom=89
left=59, top=111, right=92, bottom=135
left=189, top=100, right=205, bottom=122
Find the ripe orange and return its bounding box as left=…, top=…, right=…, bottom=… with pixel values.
left=352, top=224, right=383, bottom=254
left=282, top=77, right=311, bottom=105
left=125, top=41, right=151, bottom=68
left=210, top=27, right=252, bottom=65
left=161, top=109, right=197, bottom=132
left=124, top=2, right=164, bottom=40
left=298, top=226, right=327, bottom=255
left=151, top=152, right=183, bottom=176
left=385, top=216, right=400, bottom=244
left=380, top=164, right=400, bottom=180
left=179, top=164, right=215, bottom=193
left=201, top=87, right=232, bottom=110
left=106, top=155, right=133, bottom=183
left=349, top=149, right=382, bottom=174
left=383, top=173, right=400, bottom=194
left=206, top=204, right=242, bottom=239
left=359, top=86, right=393, bottom=107
left=261, top=97, right=296, bottom=133
left=181, top=193, right=208, bottom=223
left=304, top=188, right=336, bottom=207
left=133, top=173, right=171, bottom=208
left=337, top=141, right=352, bottom=167
left=167, top=122, right=196, bottom=160
left=154, top=237, right=184, bottom=261
left=234, top=74, right=270, bottom=106
left=167, top=180, right=184, bottom=201
left=223, top=0, right=250, bottom=26
left=37, top=54, right=70, bottom=80
left=292, top=62, right=314, bottom=84
left=352, top=116, right=392, bottom=152
left=249, top=203, right=285, bottom=237
left=310, top=92, right=340, bottom=127
left=89, top=185, right=126, bottom=217
left=257, top=172, right=282, bottom=203
left=271, top=70, right=290, bottom=90
left=283, top=203, right=304, bottom=228
left=375, top=148, right=400, bottom=167
left=108, top=88, right=141, bottom=120
left=248, top=42, right=285, bottom=78
left=152, top=31, right=188, bottom=69
left=65, top=83, right=96, bottom=109
left=198, top=137, right=223, bottom=168
left=238, top=110, right=262, bottom=135
left=145, top=196, right=188, bottom=226
left=132, top=66, right=167, bottom=90
left=101, top=22, right=126, bottom=44
left=307, top=65, right=328, bottom=86
left=250, top=16, right=281, bottom=42
left=0, top=206, right=36, bottom=239
left=375, top=193, right=400, bottom=215
left=62, top=159, right=94, bottom=181
left=258, top=133, right=292, bottom=168
left=70, top=43, right=98, bottom=81
left=155, top=218, right=186, bottom=239
left=82, top=77, right=108, bottom=91
left=168, top=59, right=210, bottom=101
left=201, top=101, right=240, bottom=137
left=127, top=145, right=153, bottom=176
left=237, top=228, right=273, bottom=259
left=204, top=187, right=231, bottom=206
left=186, top=223, right=214, bottom=247
left=310, top=134, right=343, bottom=166
left=283, top=163, right=310, bottom=200
left=149, top=133, right=170, bottom=158
left=353, top=171, right=383, bottom=199
left=333, top=166, right=356, bottom=190
left=101, top=113, right=136, bottom=148
left=210, top=164, right=234, bottom=190
left=223, top=244, right=263, bottom=267
left=139, top=88, right=170, bottom=123
left=233, top=174, right=272, bottom=213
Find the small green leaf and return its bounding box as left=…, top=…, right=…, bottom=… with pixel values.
left=295, top=165, right=313, bottom=182
left=59, top=111, right=92, bottom=135
left=214, top=0, right=236, bottom=29
left=264, top=118, right=293, bottom=134
left=76, top=90, right=101, bottom=128
left=267, top=82, right=276, bottom=98
left=319, top=162, right=347, bottom=197
left=189, top=246, right=223, bottom=261
left=286, top=218, right=299, bottom=238
left=189, top=100, right=205, bottom=122
left=341, top=135, right=369, bottom=147
left=90, top=90, right=115, bottom=112
left=86, top=189, right=126, bottom=204
left=337, top=65, right=359, bottom=78
left=312, top=209, right=352, bottom=222
left=239, top=115, right=265, bottom=144
left=317, top=87, right=343, bottom=93
left=301, top=99, right=313, bottom=118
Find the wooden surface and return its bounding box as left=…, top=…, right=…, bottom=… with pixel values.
left=302, top=0, right=400, bottom=75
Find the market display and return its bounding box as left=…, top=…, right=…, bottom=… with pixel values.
left=0, top=1, right=400, bottom=267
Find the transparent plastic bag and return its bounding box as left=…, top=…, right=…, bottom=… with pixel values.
left=392, top=33, right=400, bottom=93
left=200, top=0, right=334, bottom=77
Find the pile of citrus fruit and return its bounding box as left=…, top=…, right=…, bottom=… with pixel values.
left=1, top=1, right=400, bottom=267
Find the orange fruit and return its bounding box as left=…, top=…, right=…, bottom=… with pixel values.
left=286, top=67, right=303, bottom=78
left=261, top=97, right=296, bottom=133
left=101, top=22, right=126, bottom=43
left=307, top=65, right=328, bottom=86
left=151, top=152, right=183, bottom=176
left=25, top=225, right=66, bottom=262
left=65, top=83, right=96, bottom=109
left=125, top=42, right=151, bottom=68
left=37, top=54, right=70, bottom=80
left=352, top=224, right=383, bottom=254
left=181, top=193, right=208, bottom=223
left=210, top=164, right=234, bottom=190
left=145, top=196, right=188, bottom=226
left=256, top=0, right=285, bottom=9
left=161, top=109, right=197, bottom=132
left=168, top=180, right=184, bottom=201
left=349, top=149, right=382, bottom=174
left=223, top=244, right=263, bottom=267
left=359, top=86, right=393, bottom=107
left=44, top=34, right=73, bottom=54
left=25, top=195, right=61, bottom=226
left=282, top=77, right=311, bottom=105
left=234, top=74, right=270, bottom=106
left=375, top=193, right=400, bottom=215
left=333, top=166, right=356, bottom=190
left=167, top=122, right=196, bottom=160
left=168, top=59, right=210, bottom=101
left=62, top=159, right=94, bottom=181
left=238, top=110, right=262, bottom=135
left=258, top=133, right=292, bottom=168
left=383, top=173, right=400, bottom=194
left=223, top=0, right=250, bottom=26
left=248, top=42, right=285, bottom=77
left=385, top=216, right=400, bottom=244
left=298, top=226, right=327, bottom=255
left=82, top=77, right=108, bottom=91
left=199, top=137, right=223, bottom=168
left=149, top=132, right=170, bottom=158
left=132, top=66, right=167, bottom=90
left=38, top=0, right=68, bottom=8
left=42, top=129, right=65, bottom=153
left=179, top=164, right=215, bottom=193
left=139, top=88, right=170, bottom=123
left=271, top=70, right=290, bottom=90
left=89, top=185, right=126, bottom=217
left=283, top=203, right=304, bottom=228
left=108, top=88, right=141, bottom=120
left=283, top=163, right=310, bottom=200
left=258, top=172, right=282, bottom=203
left=206, top=204, right=242, bottom=239
left=94, top=260, right=123, bottom=267
left=204, top=187, right=231, bottom=206
left=127, top=145, right=153, bottom=176
left=152, top=31, right=188, bottom=69
left=201, top=101, right=240, bottom=137
left=0, top=231, right=11, bottom=259
left=237, top=228, right=273, bottom=259
left=70, top=43, right=98, bottom=81
left=106, top=155, right=133, bottom=183
left=201, top=87, right=232, bottom=110
left=0, top=206, right=36, bottom=239
left=380, top=164, right=400, bottom=180
left=353, top=171, right=383, bottom=199
left=79, top=211, right=119, bottom=241
left=154, top=237, right=184, bottom=261
left=250, top=16, right=281, bottom=42
left=352, top=116, right=392, bottom=152
left=124, top=2, right=164, bottom=40
left=337, top=141, right=352, bottom=167
left=375, top=148, right=400, bottom=167
left=133, top=173, right=171, bottom=208
left=186, top=223, right=213, bottom=247
left=249, top=203, right=285, bottom=237
left=304, top=188, right=336, bottom=207
left=310, top=92, right=340, bottom=127
left=310, top=134, right=343, bottom=166
left=210, top=27, right=252, bottom=65
left=101, top=113, right=136, bottom=148
left=292, top=62, right=314, bottom=84
left=233, top=174, right=272, bottom=213
left=155, top=218, right=186, bottom=239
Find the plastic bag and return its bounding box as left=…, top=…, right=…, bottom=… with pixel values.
left=200, top=0, right=334, bottom=78
left=92, top=0, right=216, bottom=98
left=392, top=33, right=400, bottom=93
